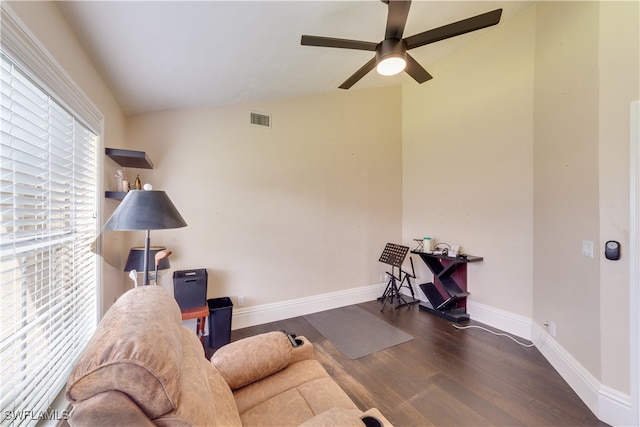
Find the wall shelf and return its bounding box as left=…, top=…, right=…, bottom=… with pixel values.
left=104, top=191, right=128, bottom=201
left=105, top=147, right=153, bottom=200
left=105, top=148, right=153, bottom=169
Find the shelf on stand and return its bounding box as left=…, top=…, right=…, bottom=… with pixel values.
left=412, top=251, right=483, bottom=323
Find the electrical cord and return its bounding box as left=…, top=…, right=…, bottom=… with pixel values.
left=434, top=242, right=452, bottom=251
left=452, top=323, right=549, bottom=348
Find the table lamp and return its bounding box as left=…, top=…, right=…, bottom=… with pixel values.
left=104, top=189, right=187, bottom=286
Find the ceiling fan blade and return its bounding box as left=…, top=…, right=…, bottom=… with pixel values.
left=404, top=9, right=503, bottom=50
left=338, top=57, right=377, bottom=89
left=404, top=53, right=433, bottom=84
left=385, top=0, right=412, bottom=40
left=301, top=35, right=377, bottom=51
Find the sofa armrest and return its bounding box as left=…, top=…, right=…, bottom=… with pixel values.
left=298, top=407, right=393, bottom=427
left=212, top=331, right=313, bottom=390
left=361, top=408, right=394, bottom=427
left=68, top=390, right=156, bottom=427
left=289, top=335, right=315, bottom=363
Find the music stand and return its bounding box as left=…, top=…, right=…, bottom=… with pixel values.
left=378, top=243, right=419, bottom=311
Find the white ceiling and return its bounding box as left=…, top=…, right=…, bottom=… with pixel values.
left=57, top=1, right=534, bottom=116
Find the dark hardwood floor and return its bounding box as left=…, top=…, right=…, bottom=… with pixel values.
left=211, top=301, right=608, bottom=427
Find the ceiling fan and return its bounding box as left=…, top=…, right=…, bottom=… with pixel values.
left=301, top=0, right=502, bottom=89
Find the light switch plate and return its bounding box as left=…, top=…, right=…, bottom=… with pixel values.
left=582, top=240, right=594, bottom=258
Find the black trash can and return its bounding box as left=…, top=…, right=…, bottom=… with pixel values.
left=207, top=297, right=233, bottom=348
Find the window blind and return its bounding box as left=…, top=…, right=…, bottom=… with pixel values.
left=0, top=52, right=98, bottom=426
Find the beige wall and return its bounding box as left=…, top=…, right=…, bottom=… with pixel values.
left=403, top=0, right=638, bottom=397
left=598, top=0, right=639, bottom=394
left=402, top=6, right=536, bottom=317
left=533, top=0, right=602, bottom=379
left=533, top=1, right=639, bottom=394
left=6, top=1, right=129, bottom=316
left=125, top=88, right=403, bottom=305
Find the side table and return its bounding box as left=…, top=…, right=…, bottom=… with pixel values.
left=180, top=305, right=208, bottom=344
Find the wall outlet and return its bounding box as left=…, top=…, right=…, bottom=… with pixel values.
left=237, top=295, right=244, bottom=306
left=546, top=320, right=556, bottom=337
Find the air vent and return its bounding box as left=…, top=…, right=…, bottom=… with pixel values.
left=250, top=111, right=271, bottom=128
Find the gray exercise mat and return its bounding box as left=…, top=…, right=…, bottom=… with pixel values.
left=304, top=305, right=413, bottom=359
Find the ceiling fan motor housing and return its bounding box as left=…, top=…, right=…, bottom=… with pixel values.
left=376, top=39, right=407, bottom=62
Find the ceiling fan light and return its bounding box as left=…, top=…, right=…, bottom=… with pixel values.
left=375, top=38, right=407, bottom=76
left=376, top=56, right=406, bottom=76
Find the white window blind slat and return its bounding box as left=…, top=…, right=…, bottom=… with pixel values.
left=1, top=50, right=98, bottom=427
left=4, top=79, right=48, bottom=118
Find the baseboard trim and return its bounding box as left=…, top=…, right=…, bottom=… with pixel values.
left=599, top=384, right=635, bottom=427
left=231, top=283, right=387, bottom=330
left=467, top=300, right=636, bottom=426
left=467, top=300, right=635, bottom=426
left=466, top=300, right=532, bottom=340
left=529, top=321, right=633, bottom=427
left=465, top=300, right=633, bottom=426
left=532, top=321, right=601, bottom=410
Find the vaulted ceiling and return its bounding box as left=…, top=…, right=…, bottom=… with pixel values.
left=57, top=1, right=534, bottom=116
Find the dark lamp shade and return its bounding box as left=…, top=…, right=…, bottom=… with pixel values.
left=103, top=190, right=187, bottom=231
left=124, top=246, right=170, bottom=272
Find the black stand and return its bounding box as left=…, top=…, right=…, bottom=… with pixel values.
left=378, top=243, right=420, bottom=311
left=412, top=251, right=483, bottom=322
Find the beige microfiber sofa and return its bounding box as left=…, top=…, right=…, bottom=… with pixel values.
left=65, top=286, right=391, bottom=426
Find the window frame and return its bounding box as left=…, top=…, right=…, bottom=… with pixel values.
left=1, top=3, right=104, bottom=425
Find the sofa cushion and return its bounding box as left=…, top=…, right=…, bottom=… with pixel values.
left=66, top=286, right=184, bottom=419
left=237, top=376, right=359, bottom=426
left=239, top=388, right=315, bottom=426
left=233, top=359, right=358, bottom=416
left=212, top=331, right=291, bottom=390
